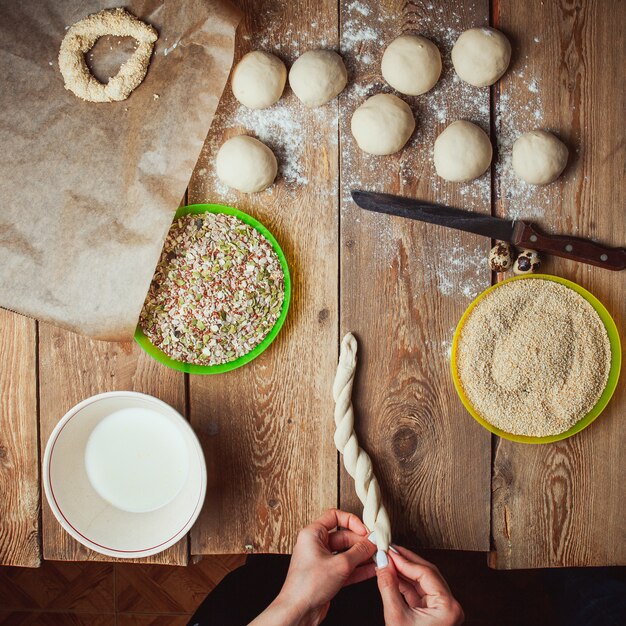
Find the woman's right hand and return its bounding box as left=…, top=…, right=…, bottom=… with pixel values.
left=375, top=545, right=464, bottom=625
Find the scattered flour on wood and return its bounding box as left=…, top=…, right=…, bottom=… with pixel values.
left=340, top=2, right=492, bottom=309
left=202, top=99, right=338, bottom=201
left=195, top=5, right=550, bottom=357
left=192, top=13, right=344, bottom=202
left=346, top=1, right=372, bottom=17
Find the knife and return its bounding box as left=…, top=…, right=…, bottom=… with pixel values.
left=351, top=190, right=626, bottom=271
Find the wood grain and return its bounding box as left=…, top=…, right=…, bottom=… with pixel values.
left=0, top=310, right=40, bottom=567
left=38, top=324, right=187, bottom=565
left=491, top=0, right=626, bottom=568
left=338, top=0, right=492, bottom=551
left=187, top=0, right=339, bottom=554
left=5, top=0, right=623, bottom=568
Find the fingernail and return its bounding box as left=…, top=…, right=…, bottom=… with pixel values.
left=367, top=531, right=378, bottom=545
left=389, top=546, right=399, bottom=554
left=376, top=550, right=388, bottom=568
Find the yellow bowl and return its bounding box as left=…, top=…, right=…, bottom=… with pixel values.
left=450, top=274, right=622, bottom=444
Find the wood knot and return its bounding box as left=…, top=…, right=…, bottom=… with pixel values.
left=318, top=308, right=329, bottom=323
left=345, top=239, right=356, bottom=249
left=0, top=445, right=7, bottom=460
left=268, top=498, right=279, bottom=509
left=391, top=427, right=418, bottom=462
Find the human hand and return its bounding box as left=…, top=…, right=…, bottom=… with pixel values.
left=281, top=508, right=378, bottom=624
left=376, top=545, right=463, bottom=625
left=250, top=508, right=377, bottom=626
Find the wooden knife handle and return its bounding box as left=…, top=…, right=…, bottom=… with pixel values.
left=513, top=222, right=626, bottom=271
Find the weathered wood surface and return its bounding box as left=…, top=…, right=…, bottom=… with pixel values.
left=490, top=0, right=626, bottom=569
left=0, top=311, right=40, bottom=567
left=1, top=0, right=624, bottom=569
left=38, top=325, right=188, bottom=565
left=338, top=0, right=492, bottom=551
left=186, top=0, right=339, bottom=553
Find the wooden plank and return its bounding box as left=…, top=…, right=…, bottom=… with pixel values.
left=38, top=324, right=188, bottom=565
left=339, top=0, right=492, bottom=551
left=491, top=0, right=626, bottom=568
left=187, top=0, right=339, bottom=554
left=0, top=310, right=40, bottom=567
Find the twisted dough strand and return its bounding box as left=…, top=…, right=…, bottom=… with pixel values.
left=333, top=332, right=391, bottom=552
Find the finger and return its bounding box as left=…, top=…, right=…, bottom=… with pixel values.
left=391, top=544, right=435, bottom=567
left=389, top=547, right=438, bottom=574
left=328, top=529, right=367, bottom=553
left=389, top=551, right=452, bottom=597
left=397, top=575, right=424, bottom=608
left=338, top=536, right=377, bottom=569
left=300, top=522, right=329, bottom=543
left=314, top=508, right=368, bottom=535
left=343, top=562, right=376, bottom=587
left=376, top=556, right=408, bottom=623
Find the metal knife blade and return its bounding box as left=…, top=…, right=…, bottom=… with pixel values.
left=351, top=190, right=516, bottom=242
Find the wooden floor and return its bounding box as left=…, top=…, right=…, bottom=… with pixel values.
left=0, top=0, right=624, bottom=570
left=0, top=555, right=245, bottom=624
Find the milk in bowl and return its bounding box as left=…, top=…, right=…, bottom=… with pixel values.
left=84, top=407, right=190, bottom=513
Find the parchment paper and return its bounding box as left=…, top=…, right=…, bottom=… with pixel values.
left=0, top=0, right=240, bottom=340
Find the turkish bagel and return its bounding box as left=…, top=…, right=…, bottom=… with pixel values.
left=58, top=8, right=158, bottom=103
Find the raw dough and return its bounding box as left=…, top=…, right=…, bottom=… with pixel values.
left=288, top=50, right=347, bottom=107
left=231, top=51, right=287, bottom=109
left=215, top=136, right=277, bottom=193
left=512, top=130, right=568, bottom=185
left=434, top=120, right=492, bottom=182
left=333, top=333, right=392, bottom=553
left=351, top=94, right=415, bottom=155
left=58, top=8, right=158, bottom=103
left=452, top=27, right=511, bottom=87
left=381, top=35, right=442, bottom=96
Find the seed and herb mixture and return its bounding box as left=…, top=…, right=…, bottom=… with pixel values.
left=455, top=279, right=611, bottom=437
left=140, top=213, right=285, bottom=366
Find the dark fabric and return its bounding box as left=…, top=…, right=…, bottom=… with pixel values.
left=188, top=554, right=626, bottom=626
left=187, top=554, right=384, bottom=626
left=541, top=567, right=626, bottom=626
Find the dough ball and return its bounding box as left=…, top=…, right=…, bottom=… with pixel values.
left=215, top=136, right=277, bottom=193
left=351, top=93, right=415, bottom=155
left=381, top=35, right=442, bottom=96
left=231, top=51, right=287, bottom=109
left=513, top=249, right=541, bottom=275
left=489, top=241, right=514, bottom=273
left=452, top=27, right=511, bottom=87
left=512, top=130, right=569, bottom=185
left=434, top=120, right=492, bottom=182
left=289, top=49, right=347, bottom=107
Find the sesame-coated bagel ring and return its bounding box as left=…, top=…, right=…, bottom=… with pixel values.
left=58, top=8, right=158, bottom=103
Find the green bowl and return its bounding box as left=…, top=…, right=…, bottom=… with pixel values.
left=451, top=274, right=622, bottom=444
left=135, top=203, right=291, bottom=375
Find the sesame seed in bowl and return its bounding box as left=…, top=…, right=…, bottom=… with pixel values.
left=450, top=274, right=621, bottom=444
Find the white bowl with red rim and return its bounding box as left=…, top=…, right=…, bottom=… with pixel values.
left=43, top=391, right=206, bottom=559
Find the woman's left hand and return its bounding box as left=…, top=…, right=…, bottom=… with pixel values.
left=251, top=508, right=377, bottom=626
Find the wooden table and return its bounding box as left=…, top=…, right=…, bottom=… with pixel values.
left=1, top=0, right=624, bottom=570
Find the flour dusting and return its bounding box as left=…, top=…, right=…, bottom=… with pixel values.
left=495, top=67, right=552, bottom=221
left=339, top=1, right=493, bottom=308
left=192, top=16, right=340, bottom=202
left=192, top=4, right=550, bottom=355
